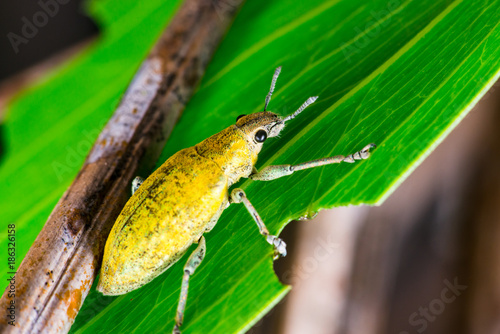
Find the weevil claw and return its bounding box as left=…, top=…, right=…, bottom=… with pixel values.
left=360, top=143, right=376, bottom=159
left=268, top=235, right=287, bottom=259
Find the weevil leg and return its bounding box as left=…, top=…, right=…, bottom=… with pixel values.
left=249, top=143, right=376, bottom=181
left=173, top=236, right=206, bottom=334
left=131, top=176, right=144, bottom=195
left=230, top=188, right=287, bottom=259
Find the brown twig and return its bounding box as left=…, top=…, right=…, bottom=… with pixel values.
left=0, top=0, right=244, bottom=332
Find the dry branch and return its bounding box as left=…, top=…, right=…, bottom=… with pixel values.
left=0, top=0, right=244, bottom=332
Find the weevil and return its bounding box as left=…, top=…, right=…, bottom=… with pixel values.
left=97, top=67, right=375, bottom=333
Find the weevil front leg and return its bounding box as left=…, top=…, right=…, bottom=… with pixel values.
left=230, top=189, right=287, bottom=259
left=131, top=176, right=144, bottom=195
left=250, top=143, right=376, bottom=181
left=173, top=236, right=206, bottom=334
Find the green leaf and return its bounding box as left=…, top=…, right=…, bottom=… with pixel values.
left=3, top=0, right=500, bottom=333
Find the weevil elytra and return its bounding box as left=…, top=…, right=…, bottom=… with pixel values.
left=97, top=67, right=375, bottom=333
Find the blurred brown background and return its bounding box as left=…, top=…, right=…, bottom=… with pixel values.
left=2, top=2, right=499, bottom=334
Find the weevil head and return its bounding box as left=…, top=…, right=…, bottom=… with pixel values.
left=234, top=95, right=318, bottom=145
left=235, top=112, right=285, bottom=145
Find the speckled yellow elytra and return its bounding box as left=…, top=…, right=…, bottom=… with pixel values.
left=97, top=67, right=375, bottom=333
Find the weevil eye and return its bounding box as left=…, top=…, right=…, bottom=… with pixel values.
left=236, top=114, right=246, bottom=122
left=255, top=129, right=267, bottom=143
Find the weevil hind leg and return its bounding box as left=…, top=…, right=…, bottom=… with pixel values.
left=131, top=176, right=144, bottom=195
left=173, top=236, right=206, bottom=334
left=249, top=143, right=376, bottom=181
left=230, top=188, right=287, bottom=259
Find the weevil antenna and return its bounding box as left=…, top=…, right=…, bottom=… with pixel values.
left=283, top=96, right=318, bottom=122
left=264, top=66, right=281, bottom=111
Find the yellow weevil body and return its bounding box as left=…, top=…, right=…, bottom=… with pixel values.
left=97, top=67, right=375, bottom=334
